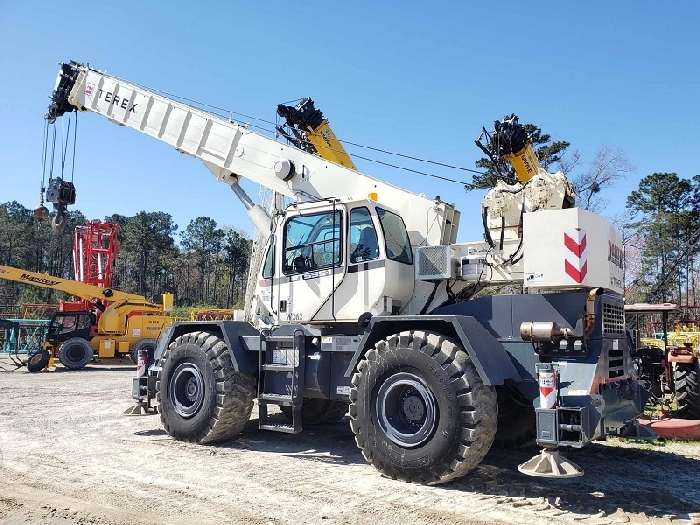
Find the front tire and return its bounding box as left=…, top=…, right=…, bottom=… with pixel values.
left=157, top=331, right=256, bottom=444
left=674, top=358, right=700, bottom=419
left=27, top=349, right=51, bottom=372
left=58, top=338, right=93, bottom=370
left=349, top=331, right=497, bottom=484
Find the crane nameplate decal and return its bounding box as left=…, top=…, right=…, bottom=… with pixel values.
left=20, top=273, right=61, bottom=286
left=564, top=228, right=588, bottom=283
left=86, top=85, right=138, bottom=113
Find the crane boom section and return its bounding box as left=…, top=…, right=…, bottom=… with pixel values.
left=49, top=62, right=458, bottom=246
left=0, top=265, right=153, bottom=306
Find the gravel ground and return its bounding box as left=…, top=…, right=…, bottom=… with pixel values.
left=0, top=355, right=699, bottom=525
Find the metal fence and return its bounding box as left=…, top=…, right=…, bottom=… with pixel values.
left=0, top=319, right=51, bottom=355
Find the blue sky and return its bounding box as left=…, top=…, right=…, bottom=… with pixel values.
left=1, top=1, right=698, bottom=243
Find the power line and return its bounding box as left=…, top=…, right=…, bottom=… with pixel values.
left=111, top=74, right=486, bottom=187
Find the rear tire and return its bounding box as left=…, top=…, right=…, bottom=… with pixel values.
left=280, top=398, right=348, bottom=424
left=674, top=358, right=700, bottom=419
left=58, top=338, right=93, bottom=370
left=130, top=338, right=157, bottom=366
left=27, top=349, right=50, bottom=373
left=157, top=331, right=256, bottom=444
left=349, top=330, right=497, bottom=484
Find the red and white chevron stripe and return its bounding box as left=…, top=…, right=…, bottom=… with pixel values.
left=539, top=368, right=557, bottom=409
left=564, top=228, right=587, bottom=283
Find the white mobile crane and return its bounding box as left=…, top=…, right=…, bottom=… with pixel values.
left=45, top=61, right=648, bottom=483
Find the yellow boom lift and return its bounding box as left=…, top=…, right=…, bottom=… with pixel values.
left=0, top=265, right=173, bottom=371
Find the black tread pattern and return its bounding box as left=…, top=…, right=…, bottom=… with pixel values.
left=58, top=338, right=93, bottom=370
left=674, top=358, right=700, bottom=419
left=27, top=349, right=50, bottom=373
left=130, top=338, right=157, bottom=365
left=156, top=331, right=256, bottom=444
left=349, top=330, right=497, bottom=484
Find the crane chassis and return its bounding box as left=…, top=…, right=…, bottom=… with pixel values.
left=43, top=61, right=651, bottom=483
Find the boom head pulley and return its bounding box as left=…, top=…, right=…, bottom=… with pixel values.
left=475, top=113, right=542, bottom=184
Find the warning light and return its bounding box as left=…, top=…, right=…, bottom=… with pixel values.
left=368, top=192, right=378, bottom=201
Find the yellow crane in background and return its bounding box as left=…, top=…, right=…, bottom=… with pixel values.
left=0, top=265, right=173, bottom=371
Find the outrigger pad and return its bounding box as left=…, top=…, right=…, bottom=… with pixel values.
left=124, top=402, right=158, bottom=416
left=518, top=449, right=583, bottom=478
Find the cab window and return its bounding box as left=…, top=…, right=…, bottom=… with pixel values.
left=349, top=207, right=379, bottom=264
left=377, top=207, right=413, bottom=265
left=262, top=242, right=275, bottom=279
left=283, top=211, right=342, bottom=274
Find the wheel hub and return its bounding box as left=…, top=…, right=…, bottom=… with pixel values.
left=170, top=362, right=205, bottom=418
left=67, top=346, right=84, bottom=362
left=401, top=394, right=425, bottom=422
left=185, top=378, right=198, bottom=399
left=376, top=372, right=436, bottom=448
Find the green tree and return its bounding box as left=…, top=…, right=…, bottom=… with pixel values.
left=180, top=217, right=224, bottom=303
left=626, top=173, right=700, bottom=303
left=220, top=227, right=251, bottom=308
left=0, top=201, right=34, bottom=267
left=120, top=211, right=177, bottom=297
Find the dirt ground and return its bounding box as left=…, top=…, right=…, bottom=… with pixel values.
left=0, top=356, right=698, bottom=525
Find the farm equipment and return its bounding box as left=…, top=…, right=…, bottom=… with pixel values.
left=44, top=61, right=649, bottom=482
left=626, top=302, right=700, bottom=420
left=0, top=265, right=173, bottom=371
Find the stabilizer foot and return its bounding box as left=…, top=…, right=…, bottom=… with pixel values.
left=621, top=419, right=659, bottom=440
left=124, top=402, right=158, bottom=416
left=518, top=448, right=583, bottom=478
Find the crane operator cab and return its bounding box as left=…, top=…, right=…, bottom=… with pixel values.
left=255, top=198, right=414, bottom=325
left=44, top=311, right=93, bottom=350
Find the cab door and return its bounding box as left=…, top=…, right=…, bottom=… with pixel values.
left=276, top=206, right=345, bottom=324
left=333, top=204, right=414, bottom=320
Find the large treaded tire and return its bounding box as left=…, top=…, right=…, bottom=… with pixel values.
left=280, top=398, right=348, bottom=424
left=673, top=358, right=700, bottom=419
left=349, top=330, right=497, bottom=485
left=156, top=331, right=256, bottom=444
left=27, top=349, right=50, bottom=373
left=130, top=338, right=157, bottom=366
left=493, top=385, right=535, bottom=448
left=58, top=338, right=93, bottom=370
